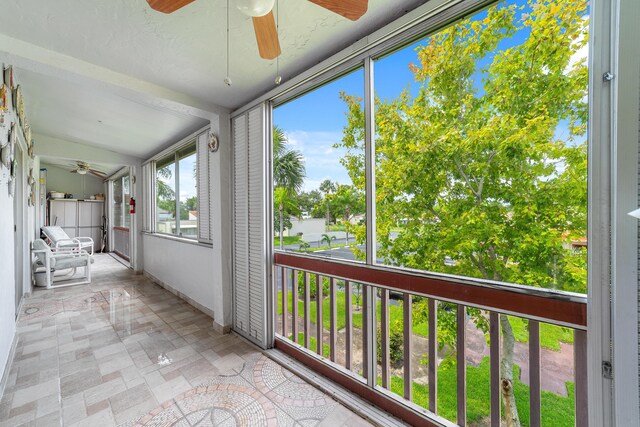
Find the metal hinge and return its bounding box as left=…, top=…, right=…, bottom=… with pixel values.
left=603, top=72, right=614, bottom=82
left=602, top=361, right=613, bottom=379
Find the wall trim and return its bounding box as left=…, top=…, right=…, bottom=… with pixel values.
left=0, top=334, right=18, bottom=401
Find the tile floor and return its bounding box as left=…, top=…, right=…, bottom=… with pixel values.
left=0, top=254, right=374, bottom=426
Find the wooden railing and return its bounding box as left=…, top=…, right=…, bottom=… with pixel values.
left=273, top=252, right=588, bottom=427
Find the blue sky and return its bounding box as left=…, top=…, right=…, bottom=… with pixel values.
left=273, top=0, right=588, bottom=193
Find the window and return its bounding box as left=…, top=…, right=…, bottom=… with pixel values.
left=273, top=69, right=366, bottom=262
left=155, top=142, right=198, bottom=238
left=112, top=173, right=130, bottom=228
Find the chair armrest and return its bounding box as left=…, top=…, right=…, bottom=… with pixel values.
left=54, top=239, right=81, bottom=249
left=74, top=237, right=94, bottom=244
left=50, top=250, right=90, bottom=259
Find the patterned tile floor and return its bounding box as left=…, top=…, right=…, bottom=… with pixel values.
left=0, top=254, right=374, bottom=426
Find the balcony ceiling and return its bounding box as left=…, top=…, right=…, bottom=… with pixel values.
left=0, top=0, right=426, bottom=159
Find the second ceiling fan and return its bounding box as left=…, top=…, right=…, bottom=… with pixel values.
left=146, top=0, right=369, bottom=60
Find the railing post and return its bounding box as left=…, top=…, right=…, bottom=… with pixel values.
left=403, top=293, right=412, bottom=401
left=304, top=272, right=311, bottom=349
left=428, top=298, right=437, bottom=413
left=330, top=277, right=337, bottom=362
left=282, top=267, right=288, bottom=337
left=345, top=281, right=353, bottom=370
left=291, top=269, right=298, bottom=343
left=490, top=312, right=500, bottom=427
left=316, top=274, right=323, bottom=356
left=381, top=289, right=390, bottom=389
left=529, top=320, right=541, bottom=427
left=456, top=305, right=466, bottom=426
left=574, top=329, right=588, bottom=427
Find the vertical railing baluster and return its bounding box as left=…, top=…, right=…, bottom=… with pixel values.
left=456, top=305, right=466, bottom=426
left=490, top=312, right=500, bottom=427
left=304, top=272, right=311, bottom=349
left=529, top=320, right=541, bottom=427
left=282, top=267, right=288, bottom=337
left=292, top=269, right=298, bottom=343
left=316, top=274, right=323, bottom=356
left=403, top=293, right=412, bottom=401
left=362, top=284, right=369, bottom=380
left=345, top=281, right=353, bottom=370
left=381, top=289, right=390, bottom=389
left=330, top=278, right=337, bottom=362
left=574, top=329, right=588, bottom=427
left=428, top=298, right=437, bottom=413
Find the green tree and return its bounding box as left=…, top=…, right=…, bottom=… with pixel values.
left=156, top=166, right=176, bottom=218
left=319, top=179, right=337, bottom=229
left=338, top=1, right=588, bottom=424
left=273, top=126, right=305, bottom=193
left=297, top=190, right=323, bottom=216
left=273, top=126, right=306, bottom=247
left=328, top=184, right=365, bottom=245
left=274, top=187, right=301, bottom=250
left=320, top=233, right=336, bottom=248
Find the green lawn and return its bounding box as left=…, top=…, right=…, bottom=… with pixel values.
left=274, top=236, right=303, bottom=247
left=278, top=292, right=570, bottom=350
left=288, top=333, right=331, bottom=358
left=387, top=357, right=575, bottom=427
left=508, top=316, right=574, bottom=350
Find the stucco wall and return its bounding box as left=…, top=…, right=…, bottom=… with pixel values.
left=41, top=163, right=104, bottom=199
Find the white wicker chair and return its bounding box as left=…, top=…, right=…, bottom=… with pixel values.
left=32, top=239, right=93, bottom=289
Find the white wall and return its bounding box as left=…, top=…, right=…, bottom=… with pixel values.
left=142, top=234, right=215, bottom=317
left=288, top=218, right=325, bottom=236
left=41, top=163, right=103, bottom=199
left=0, top=158, right=16, bottom=388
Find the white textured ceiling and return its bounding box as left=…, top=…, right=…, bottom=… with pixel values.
left=15, top=68, right=209, bottom=158
left=40, top=157, right=121, bottom=178
left=0, top=0, right=427, bottom=159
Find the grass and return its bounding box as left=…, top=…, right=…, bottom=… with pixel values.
left=278, top=292, right=572, bottom=351
left=297, top=243, right=349, bottom=252
left=274, top=236, right=303, bottom=247
left=386, top=357, right=575, bottom=426
left=288, top=333, right=331, bottom=358
left=277, top=291, right=425, bottom=336
left=508, top=316, right=574, bottom=350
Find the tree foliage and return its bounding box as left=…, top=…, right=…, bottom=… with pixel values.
left=338, top=0, right=588, bottom=424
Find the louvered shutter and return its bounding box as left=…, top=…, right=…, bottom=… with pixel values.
left=141, top=163, right=153, bottom=232
left=197, top=131, right=212, bottom=243
left=232, top=105, right=268, bottom=348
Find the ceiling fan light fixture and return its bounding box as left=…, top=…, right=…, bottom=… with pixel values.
left=236, top=0, right=275, bottom=17
left=77, top=169, right=87, bottom=175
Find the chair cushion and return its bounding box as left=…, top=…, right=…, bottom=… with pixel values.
left=42, top=226, right=70, bottom=243
left=54, top=255, right=92, bottom=270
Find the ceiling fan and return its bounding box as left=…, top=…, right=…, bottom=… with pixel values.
left=145, top=0, right=369, bottom=60
left=70, top=161, right=107, bottom=179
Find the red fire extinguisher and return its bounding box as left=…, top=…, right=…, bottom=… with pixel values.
left=129, top=197, right=136, bottom=214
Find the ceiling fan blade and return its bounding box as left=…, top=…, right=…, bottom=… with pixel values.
left=146, top=0, right=195, bottom=14
left=88, top=169, right=107, bottom=179
left=70, top=169, right=78, bottom=174
left=252, top=11, right=281, bottom=60
left=307, top=0, right=368, bottom=21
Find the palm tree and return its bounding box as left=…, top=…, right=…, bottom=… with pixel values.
left=273, top=127, right=305, bottom=192
left=273, top=127, right=306, bottom=248
left=320, top=233, right=336, bottom=248
left=319, top=179, right=336, bottom=231
left=274, top=187, right=301, bottom=250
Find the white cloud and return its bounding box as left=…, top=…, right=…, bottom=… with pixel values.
left=283, top=130, right=353, bottom=192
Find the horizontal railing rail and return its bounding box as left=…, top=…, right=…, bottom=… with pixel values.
left=273, top=251, right=588, bottom=427
left=274, top=251, right=587, bottom=329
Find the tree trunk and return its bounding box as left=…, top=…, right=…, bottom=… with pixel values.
left=326, top=205, right=330, bottom=232
left=500, top=314, right=521, bottom=427
left=279, top=203, right=284, bottom=250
